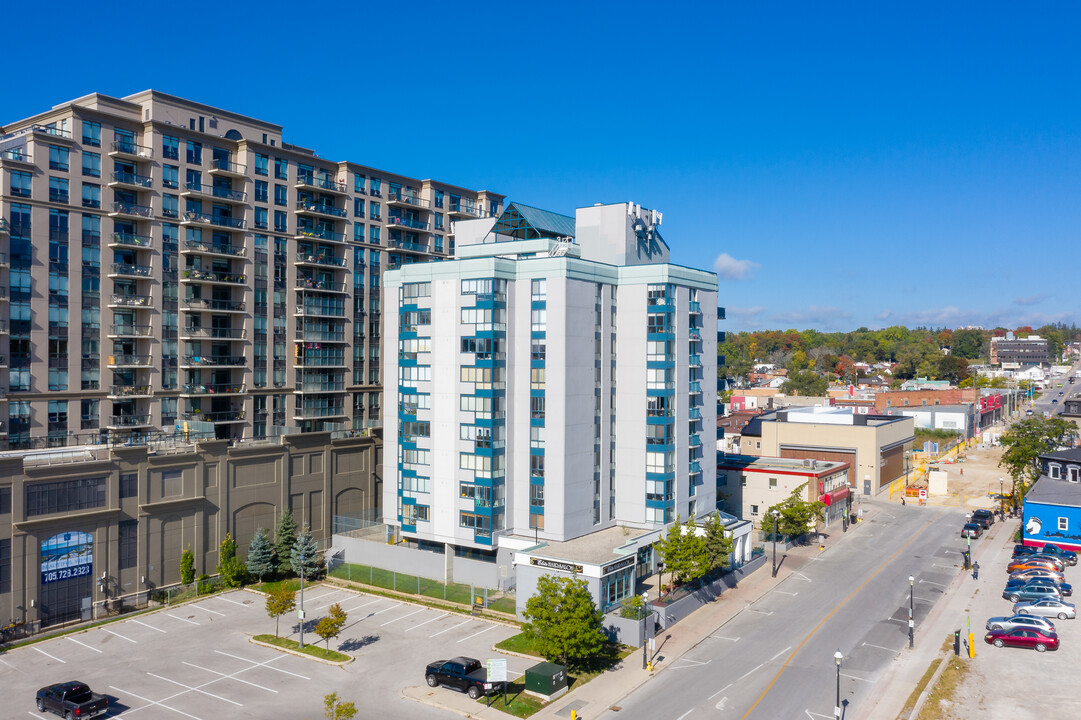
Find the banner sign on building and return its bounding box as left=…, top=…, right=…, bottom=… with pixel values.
left=41, top=531, right=93, bottom=585
left=601, top=556, right=636, bottom=575
left=529, top=557, right=583, bottom=574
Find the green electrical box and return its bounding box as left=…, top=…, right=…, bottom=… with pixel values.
left=524, top=662, right=568, bottom=699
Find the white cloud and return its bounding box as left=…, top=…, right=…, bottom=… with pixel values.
left=1014, top=294, right=1047, bottom=307
left=725, top=305, right=767, bottom=320
left=770, top=306, right=853, bottom=328
left=712, top=253, right=760, bottom=281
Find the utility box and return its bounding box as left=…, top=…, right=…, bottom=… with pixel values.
left=524, top=662, right=568, bottom=701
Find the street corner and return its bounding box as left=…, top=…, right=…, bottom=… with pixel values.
left=400, top=684, right=480, bottom=718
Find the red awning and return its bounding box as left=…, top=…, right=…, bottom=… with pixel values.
left=821, top=487, right=851, bottom=506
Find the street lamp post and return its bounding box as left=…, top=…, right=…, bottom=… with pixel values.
left=834, top=650, right=843, bottom=720
left=999, top=477, right=1005, bottom=519
left=908, top=575, right=915, bottom=649
left=297, top=547, right=307, bottom=649
left=641, top=591, right=650, bottom=670
left=771, top=509, right=780, bottom=578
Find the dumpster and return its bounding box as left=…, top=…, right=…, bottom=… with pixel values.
left=524, top=661, right=568, bottom=701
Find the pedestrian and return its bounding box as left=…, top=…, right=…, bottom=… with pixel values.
left=972, top=561, right=980, bottom=580
left=901, top=496, right=906, bottom=507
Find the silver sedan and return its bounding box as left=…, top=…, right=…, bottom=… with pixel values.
left=1014, top=598, right=1077, bottom=620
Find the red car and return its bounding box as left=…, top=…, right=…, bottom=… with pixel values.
left=1008, top=558, right=1065, bottom=574
left=984, top=627, right=1059, bottom=652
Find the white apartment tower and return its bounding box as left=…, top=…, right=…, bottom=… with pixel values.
left=384, top=202, right=719, bottom=553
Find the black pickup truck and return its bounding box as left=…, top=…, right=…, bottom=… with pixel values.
left=36, top=681, right=109, bottom=719
left=425, top=656, right=494, bottom=699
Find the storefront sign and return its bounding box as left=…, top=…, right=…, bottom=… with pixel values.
left=602, top=556, right=636, bottom=575
left=529, top=557, right=583, bottom=573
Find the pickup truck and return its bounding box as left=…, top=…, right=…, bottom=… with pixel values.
left=36, top=681, right=109, bottom=719
left=425, top=656, right=494, bottom=699
left=1038, top=543, right=1078, bottom=566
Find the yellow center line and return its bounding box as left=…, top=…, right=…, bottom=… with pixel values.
left=739, top=517, right=937, bottom=720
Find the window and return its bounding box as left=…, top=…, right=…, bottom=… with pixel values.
left=0, top=486, right=10, bottom=515
left=255, top=153, right=269, bottom=176
left=118, top=520, right=137, bottom=570
left=186, top=141, right=202, bottom=164
left=1059, top=517, right=1069, bottom=531
left=10, top=170, right=32, bottom=197
left=162, top=164, right=179, bottom=188
left=529, top=483, right=544, bottom=506
left=769, top=478, right=777, bottom=489
left=49, top=144, right=69, bottom=171
left=82, top=151, right=101, bottom=177
left=274, top=157, right=288, bottom=180
left=751, top=504, right=759, bottom=516
left=354, top=198, right=365, bottom=217
left=82, top=121, right=101, bottom=147
left=49, top=176, right=69, bottom=203
left=0, top=539, right=8, bottom=594
left=274, top=210, right=287, bottom=232
left=369, top=225, right=380, bottom=243
left=274, top=184, right=287, bottom=206
left=26, top=477, right=107, bottom=516
left=162, top=193, right=178, bottom=218
left=369, top=177, right=381, bottom=196
left=531, top=279, right=547, bottom=301
left=354, top=173, right=365, bottom=192
left=531, top=308, right=546, bottom=332
left=254, top=207, right=268, bottom=229
left=369, top=201, right=381, bottom=220
left=120, top=472, right=138, bottom=499
left=162, top=135, right=179, bottom=160
left=161, top=469, right=183, bottom=497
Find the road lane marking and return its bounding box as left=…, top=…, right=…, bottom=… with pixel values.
left=182, top=661, right=278, bottom=693
left=214, top=650, right=311, bottom=679
left=406, top=613, right=449, bottom=632
left=770, top=646, right=792, bottom=662
left=747, top=609, right=773, bottom=616
left=710, top=635, right=741, bottom=642
left=431, top=620, right=471, bottom=638
left=672, top=658, right=712, bottom=669
left=774, top=590, right=799, bottom=596
left=148, top=672, right=243, bottom=706
left=738, top=663, right=764, bottom=680
left=805, top=711, right=833, bottom=719
left=862, top=642, right=900, bottom=652
left=458, top=624, right=499, bottom=643
left=66, top=636, right=102, bottom=653
left=841, top=672, right=874, bottom=683
left=792, top=572, right=813, bottom=582
left=675, top=710, right=694, bottom=720
left=709, top=683, right=732, bottom=700
left=110, top=684, right=204, bottom=720
left=130, top=619, right=167, bottom=633
left=919, top=579, right=948, bottom=588
left=738, top=516, right=937, bottom=720
left=104, top=628, right=137, bottom=643
left=1, top=657, right=18, bottom=669
left=32, top=647, right=66, bottom=663
left=167, top=613, right=201, bottom=626
left=884, top=618, right=907, bottom=624
left=715, top=697, right=728, bottom=710
left=381, top=608, right=425, bottom=626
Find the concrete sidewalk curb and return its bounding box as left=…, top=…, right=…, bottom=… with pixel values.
left=248, top=635, right=355, bottom=666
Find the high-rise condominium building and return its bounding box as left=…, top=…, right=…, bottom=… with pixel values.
left=0, top=91, right=503, bottom=447
left=383, top=201, right=719, bottom=557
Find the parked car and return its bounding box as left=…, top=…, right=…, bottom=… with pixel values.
left=961, top=523, right=983, bottom=539
left=970, top=509, right=995, bottom=528
left=1013, top=598, right=1077, bottom=620
left=1039, top=543, right=1078, bottom=566
left=425, top=656, right=494, bottom=699
left=1008, top=558, right=1065, bottom=574
left=36, top=682, right=109, bottom=719
left=1004, top=577, right=1073, bottom=597
left=1004, top=583, right=1064, bottom=604
left=1029, top=554, right=1068, bottom=571
left=985, top=614, right=1057, bottom=633
left=985, top=628, right=1059, bottom=652
left=1014, top=544, right=1041, bottom=557
left=1010, top=567, right=1066, bottom=585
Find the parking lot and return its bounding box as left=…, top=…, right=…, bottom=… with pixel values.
left=1, top=586, right=525, bottom=719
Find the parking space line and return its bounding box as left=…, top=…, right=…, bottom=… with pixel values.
left=194, top=604, right=226, bottom=616
left=431, top=620, right=471, bottom=638
left=301, top=591, right=336, bottom=603
left=109, top=685, right=204, bottom=720
left=27, top=712, right=49, bottom=719
left=381, top=608, right=425, bottom=626
left=1, top=657, right=18, bottom=669
left=66, top=636, right=103, bottom=653
left=103, top=628, right=137, bottom=643
left=147, top=672, right=243, bottom=707
left=182, top=661, right=278, bottom=693
left=130, top=619, right=167, bottom=633
left=32, top=647, right=66, bottom=663
left=365, top=603, right=401, bottom=619
left=216, top=595, right=249, bottom=607
left=405, top=613, right=448, bottom=632
left=214, top=650, right=311, bottom=680
left=344, top=598, right=381, bottom=613
left=457, top=624, right=499, bottom=643
left=166, top=613, right=201, bottom=626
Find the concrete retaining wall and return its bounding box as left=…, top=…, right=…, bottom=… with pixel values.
left=654, top=555, right=768, bottom=630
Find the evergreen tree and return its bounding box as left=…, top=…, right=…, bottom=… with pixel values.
left=220, top=532, right=237, bottom=564
left=653, top=514, right=685, bottom=593
left=274, top=509, right=298, bottom=575
left=290, top=524, right=321, bottom=579
left=681, top=516, right=710, bottom=584
left=522, top=574, right=606, bottom=669
left=180, top=547, right=195, bottom=585
left=703, top=512, right=735, bottom=571
left=246, top=527, right=276, bottom=582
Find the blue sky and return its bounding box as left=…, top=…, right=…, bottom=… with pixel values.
left=7, top=1, right=1080, bottom=333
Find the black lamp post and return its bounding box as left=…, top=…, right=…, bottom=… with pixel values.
left=641, top=591, right=649, bottom=670
left=834, top=650, right=843, bottom=720
left=771, top=509, right=780, bottom=578
left=297, top=547, right=307, bottom=649
left=908, top=575, right=915, bottom=649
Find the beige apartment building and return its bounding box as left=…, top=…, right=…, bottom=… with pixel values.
left=0, top=90, right=504, bottom=447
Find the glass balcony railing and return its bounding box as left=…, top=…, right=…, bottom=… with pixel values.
left=107, top=354, right=153, bottom=366
left=109, top=414, right=152, bottom=427
left=295, top=252, right=346, bottom=267
left=110, top=263, right=153, bottom=277
left=295, top=329, right=347, bottom=342
left=182, top=239, right=245, bottom=256
left=180, top=326, right=246, bottom=339
left=109, top=294, right=153, bottom=307
left=689, top=301, right=701, bottom=314
left=448, top=203, right=486, bottom=218
left=296, top=380, right=347, bottom=392
left=296, top=200, right=347, bottom=218
left=111, top=202, right=153, bottom=217
left=296, top=228, right=345, bottom=243
left=294, top=405, right=347, bottom=418
left=109, top=385, right=152, bottom=397
left=182, top=410, right=246, bottom=422
left=0, top=148, right=31, bottom=163
left=296, top=175, right=346, bottom=192
left=296, top=278, right=347, bottom=293
left=110, top=140, right=152, bottom=157
left=181, top=383, right=246, bottom=395
left=182, top=269, right=247, bottom=284
left=387, top=216, right=429, bottom=231
left=183, top=298, right=245, bottom=312
left=109, top=324, right=153, bottom=337
left=387, top=191, right=430, bottom=208
left=181, top=355, right=246, bottom=366
left=210, top=159, right=246, bottom=175
left=111, top=171, right=153, bottom=188
left=109, top=232, right=153, bottom=248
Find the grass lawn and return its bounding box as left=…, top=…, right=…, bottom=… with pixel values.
left=474, top=678, right=546, bottom=718
left=328, top=562, right=478, bottom=606
left=489, top=596, right=517, bottom=614
left=254, top=578, right=304, bottom=594
left=253, top=634, right=350, bottom=663
left=495, top=631, right=544, bottom=657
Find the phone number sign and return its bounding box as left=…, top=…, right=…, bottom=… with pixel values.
left=41, top=531, right=93, bottom=585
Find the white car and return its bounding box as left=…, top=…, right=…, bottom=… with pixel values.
left=985, top=614, right=1057, bottom=634
left=1014, top=598, right=1076, bottom=620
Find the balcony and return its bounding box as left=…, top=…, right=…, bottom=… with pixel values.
left=108, top=324, right=153, bottom=338
left=295, top=175, right=347, bottom=194
left=109, top=171, right=153, bottom=190
left=295, top=252, right=346, bottom=268
left=295, top=328, right=347, bottom=343
left=0, top=320, right=8, bottom=334
left=387, top=216, right=430, bottom=232
left=107, top=354, right=153, bottom=367
left=688, top=381, right=702, bottom=395
left=295, top=380, right=347, bottom=393
left=108, top=385, right=153, bottom=399
left=180, top=355, right=247, bottom=368
left=689, top=301, right=701, bottom=315
left=109, top=201, right=153, bottom=219
left=448, top=203, right=487, bottom=219
left=109, top=232, right=153, bottom=249
left=208, top=159, right=247, bottom=177
left=181, top=269, right=248, bottom=285
left=108, top=263, right=153, bottom=279
left=688, top=354, right=702, bottom=368
left=296, top=278, right=348, bottom=293
left=181, top=410, right=246, bottom=423
left=107, top=414, right=153, bottom=428
left=181, top=182, right=247, bottom=203
left=294, top=355, right=348, bottom=368
left=109, top=140, right=152, bottom=159
left=182, top=239, right=246, bottom=258
left=108, top=294, right=153, bottom=308
left=180, top=383, right=246, bottom=396
left=387, top=191, right=430, bottom=209
left=296, top=303, right=346, bottom=318
left=294, top=405, right=347, bottom=419
left=295, top=200, right=347, bottom=219
left=179, top=326, right=247, bottom=340
left=0, top=252, right=7, bottom=267
left=181, top=211, right=246, bottom=230
left=297, top=229, right=346, bottom=246
left=182, top=298, right=246, bottom=313
left=389, top=238, right=430, bottom=254
left=0, top=148, right=32, bottom=165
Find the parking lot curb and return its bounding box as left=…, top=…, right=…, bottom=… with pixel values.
left=401, top=684, right=490, bottom=719
left=322, top=577, right=521, bottom=628
left=248, top=635, right=355, bottom=666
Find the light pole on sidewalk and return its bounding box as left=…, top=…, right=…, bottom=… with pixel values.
left=771, top=509, right=780, bottom=578
left=834, top=650, right=843, bottom=720
left=641, top=591, right=649, bottom=670
left=908, top=575, right=915, bottom=649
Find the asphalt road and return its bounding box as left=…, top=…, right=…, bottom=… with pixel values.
left=610, top=500, right=970, bottom=720
left=1033, top=362, right=1078, bottom=417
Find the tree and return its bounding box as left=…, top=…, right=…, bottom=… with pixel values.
left=761, top=483, right=825, bottom=537
left=951, top=328, right=984, bottom=359
left=246, top=527, right=276, bottom=582
left=653, top=514, right=686, bottom=593
left=780, top=369, right=828, bottom=397
left=180, top=547, right=195, bottom=585
left=1000, top=417, right=1078, bottom=505
left=522, top=574, right=606, bottom=668
left=274, top=509, right=298, bottom=575
left=216, top=532, right=248, bottom=588
left=290, top=524, right=321, bottom=579
left=702, top=511, right=735, bottom=571
left=266, top=586, right=296, bottom=637
left=314, top=603, right=347, bottom=651
left=323, top=693, right=357, bottom=720
left=220, top=532, right=237, bottom=564
left=681, top=516, right=710, bottom=584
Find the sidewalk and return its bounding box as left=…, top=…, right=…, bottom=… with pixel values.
left=402, top=512, right=877, bottom=720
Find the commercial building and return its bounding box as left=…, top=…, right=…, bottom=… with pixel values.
left=1022, top=449, right=1081, bottom=552
left=739, top=406, right=914, bottom=496
left=381, top=201, right=719, bottom=612
left=991, top=334, right=1051, bottom=368
left=716, top=454, right=851, bottom=531
left=0, top=432, right=379, bottom=630
left=0, top=90, right=503, bottom=446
